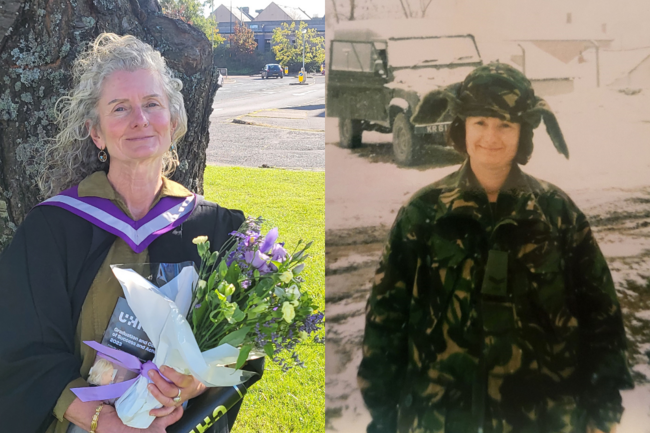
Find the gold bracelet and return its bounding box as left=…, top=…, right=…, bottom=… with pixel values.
left=89, top=404, right=104, bottom=433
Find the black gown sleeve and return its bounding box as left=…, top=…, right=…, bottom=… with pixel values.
left=0, top=207, right=96, bottom=433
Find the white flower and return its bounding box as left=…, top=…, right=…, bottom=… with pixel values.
left=279, top=271, right=293, bottom=283
left=286, top=284, right=301, bottom=301
left=192, top=236, right=209, bottom=245
left=282, top=301, right=295, bottom=323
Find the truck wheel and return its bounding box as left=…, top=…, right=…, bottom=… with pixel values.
left=339, top=119, right=362, bottom=149
left=392, top=113, right=421, bottom=166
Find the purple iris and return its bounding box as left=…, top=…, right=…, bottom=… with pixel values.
left=252, top=250, right=270, bottom=269
left=244, top=250, right=255, bottom=264
left=271, top=244, right=287, bottom=261
left=259, top=228, right=279, bottom=254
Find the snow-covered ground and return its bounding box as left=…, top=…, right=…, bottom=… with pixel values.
left=325, top=87, right=650, bottom=432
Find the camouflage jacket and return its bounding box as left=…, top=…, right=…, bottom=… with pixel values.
left=358, top=162, right=633, bottom=433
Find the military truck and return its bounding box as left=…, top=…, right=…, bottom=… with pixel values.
left=326, top=20, right=482, bottom=165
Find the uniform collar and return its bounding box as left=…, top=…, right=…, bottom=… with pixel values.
left=434, top=160, right=551, bottom=230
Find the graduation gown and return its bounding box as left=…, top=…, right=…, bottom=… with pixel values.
left=0, top=195, right=262, bottom=433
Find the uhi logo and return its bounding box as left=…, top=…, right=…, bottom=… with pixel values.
left=189, top=406, right=228, bottom=433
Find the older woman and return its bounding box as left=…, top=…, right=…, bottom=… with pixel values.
left=358, top=63, right=633, bottom=433
left=0, top=33, right=259, bottom=433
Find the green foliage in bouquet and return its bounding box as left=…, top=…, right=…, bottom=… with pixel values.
left=189, top=217, right=324, bottom=371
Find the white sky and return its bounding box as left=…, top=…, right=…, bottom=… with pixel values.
left=205, top=1, right=325, bottom=19
left=327, top=0, right=650, bottom=49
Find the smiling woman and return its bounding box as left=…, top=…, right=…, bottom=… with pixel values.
left=88, top=68, right=178, bottom=219
left=0, top=33, right=262, bottom=433
left=358, top=63, right=634, bottom=433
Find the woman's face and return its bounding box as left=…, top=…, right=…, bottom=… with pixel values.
left=90, top=69, right=176, bottom=167
left=465, top=116, right=521, bottom=170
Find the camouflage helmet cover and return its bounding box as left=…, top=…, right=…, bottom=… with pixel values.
left=412, top=62, right=569, bottom=158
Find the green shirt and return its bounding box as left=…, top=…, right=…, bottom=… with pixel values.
left=47, top=172, right=192, bottom=433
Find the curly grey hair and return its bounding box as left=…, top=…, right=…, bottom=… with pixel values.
left=38, top=33, right=188, bottom=198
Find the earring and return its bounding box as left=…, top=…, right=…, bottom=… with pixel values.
left=98, top=149, right=108, bottom=162
left=170, top=143, right=175, bottom=151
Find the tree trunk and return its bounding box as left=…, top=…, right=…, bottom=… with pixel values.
left=0, top=0, right=220, bottom=250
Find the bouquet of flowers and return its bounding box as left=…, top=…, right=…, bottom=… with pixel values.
left=72, top=217, right=324, bottom=429
left=189, top=216, right=324, bottom=371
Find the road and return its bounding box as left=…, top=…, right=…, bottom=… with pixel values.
left=325, top=88, right=650, bottom=432
left=206, top=74, right=325, bottom=170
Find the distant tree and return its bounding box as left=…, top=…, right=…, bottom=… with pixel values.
left=160, top=0, right=225, bottom=46
left=398, top=0, right=434, bottom=18
left=229, top=23, right=257, bottom=58
left=271, top=21, right=325, bottom=71
left=329, top=0, right=341, bottom=23
left=194, top=16, right=226, bottom=47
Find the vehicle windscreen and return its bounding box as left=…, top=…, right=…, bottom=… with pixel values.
left=387, top=36, right=479, bottom=69
left=269, top=65, right=282, bottom=71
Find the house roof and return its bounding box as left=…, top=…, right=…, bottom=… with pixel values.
left=237, top=7, right=256, bottom=21
left=599, top=47, right=650, bottom=85
left=254, top=2, right=311, bottom=21
left=493, top=41, right=575, bottom=80
left=212, top=4, right=252, bottom=23
left=512, top=27, right=613, bottom=42
left=278, top=4, right=311, bottom=20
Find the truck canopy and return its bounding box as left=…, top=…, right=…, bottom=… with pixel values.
left=332, top=19, right=477, bottom=42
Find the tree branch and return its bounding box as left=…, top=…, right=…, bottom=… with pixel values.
left=421, top=0, right=434, bottom=17
left=398, top=0, right=409, bottom=18
left=329, top=0, right=340, bottom=24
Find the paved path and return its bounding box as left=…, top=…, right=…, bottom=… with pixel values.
left=206, top=75, right=325, bottom=170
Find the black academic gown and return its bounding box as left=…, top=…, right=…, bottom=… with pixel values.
left=0, top=197, right=263, bottom=433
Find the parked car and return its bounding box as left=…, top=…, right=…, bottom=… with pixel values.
left=261, top=64, right=284, bottom=79
left=326, top=19, right=483, bottom=165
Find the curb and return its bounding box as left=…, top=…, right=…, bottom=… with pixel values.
left=230, top=118, right=324, bottom=133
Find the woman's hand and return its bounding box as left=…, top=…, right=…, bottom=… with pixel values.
left=95, top=404, right=183, bottom=433
left=141, top=407, right=184, bottom=433
left=147, top=365, right=207, bottom=416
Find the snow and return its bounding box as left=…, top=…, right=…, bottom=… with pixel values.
left=619, top=385, right=650, bottom=433
left=326, top=85, right=650, bottom=431
left=601, top=48, right=650, bottom=85
left=328, top=87, right=650, bottom=230
left=387, top=66, right=477, bottom=95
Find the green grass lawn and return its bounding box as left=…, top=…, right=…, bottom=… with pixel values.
left=203, top=166, right=325, bottom=433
